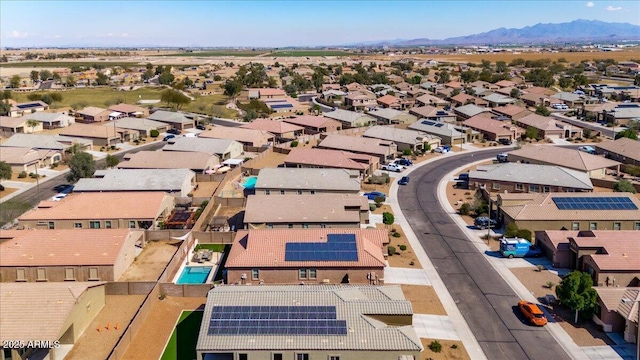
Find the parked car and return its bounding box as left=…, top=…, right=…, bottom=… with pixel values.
left=59, top=185, right=74, bottom=194
left=51, top=194, right=67, bottom=201
left=518, top=300, right=548, bottom=326
left=497, top=153, right=508, bottom=163
left=578, top=146, right=596, bottom=154
left=196, top=124, right=206, bottom=130
left=163, top=134, right=176, bottom=141
left=381, top=163, right=404, bottom=172
left=434, top=146, right=449, bottom=153
left=167, top=128, right=181, bottom=135
left=398, top=176, right=410, bottom=185
left=498, top=138, right=512, bottom=145
left=363, top=191, right=386, bottom=201
left=458, top=173, right=469, bottom=181
left=395, top=158, right=413, bottom=166
left=474, top=217, right=497, bottom=230
left=526, top=246, right=544, bottom=258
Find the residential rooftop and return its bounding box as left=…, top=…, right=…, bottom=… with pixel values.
left=255, top=168, right=361, bottom=192
left=470, top=163, right=593, bottom=190
left=244, top=194, right=368, bottom=224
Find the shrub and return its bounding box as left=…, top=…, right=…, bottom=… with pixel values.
left=536, top=265, right=546, bottom=272
left=451, top=344, right=458, bottom=349
left=516, top=229, right=532, bottom=241
left=382, top=212, right=395, bottom=225
left=18, top=171, right=27, bottom=178
left=402, top=149, right=412, bottom=156
left=150, top=129, right=160, bottom=138
left=409, top=261, right=415, bottom=266
left=369, top=203, right=376, bottom=211
left=545, top=281, right=555, bottom=289
left=429, top=340, right=442, bottom=353
left=387, top=246, right=396, bottom=256
left=110, top=145, right=116, bottom=150
left=29, top=172, right=38, bottom=178
left=290, top=140, right=299, bottom=147
left=399, top=244, right=407, bottom=251
left=133, top=139, right=140, bottom=145
left=505, top=222, right=519, bottom=237
left=392, top=232, right=401, bottom=238
left=613, top=179, right=637, bottom=194
left=374, top=196, right=385, bottom=208
left=459, top=202, right=471, bottom=215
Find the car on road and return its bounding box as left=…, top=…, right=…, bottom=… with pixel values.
left=395, top=158, right=413, bottom=167
left=474, top=217, right=497, bottom=230
left=496, top=153, right=508, bottom=163
left=196, top=124, right=206, bottom=130
left=398, top=176, right=410, bottom=185
left=434, top=146, right=449, bottom=153
left=363, top=191, right=386, bottom=201
left=381, top=163, right=404, bottom=172
left=578, top=145, right=596, bottom=154
left=163, top=134, right=176, bottom=141
left=498, top=138, right=512, bottom=145
left=518, top=300, right=548, bottom=326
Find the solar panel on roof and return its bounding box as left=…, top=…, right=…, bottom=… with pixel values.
left=285, top=234, right=358, bottom=262
left=552, top=197, right=638, bottom=210
left=17, top=103, right=45, bottom=109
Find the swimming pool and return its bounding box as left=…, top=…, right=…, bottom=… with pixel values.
left=176, top=266, right=212, bottom=284
left=242, top=176, right=257, bottom=190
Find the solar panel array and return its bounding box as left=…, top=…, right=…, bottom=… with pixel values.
left=17, top=103, right=45, bottom=109
left=285, top=234, right=358, bottom=262
left=552, top=197, right=638, bottom=210
left=421, top=120, right=437, bottom=126
left=208, top=305, right=347, bottom=336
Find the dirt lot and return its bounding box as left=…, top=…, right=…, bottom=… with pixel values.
left=429, top=50, right=640, bottom=64
left=445, top=182, right=476, bottom=227
left=122, top=296, right=206, bottom=360
left=65, top=295, right=146, bottom=360
left=510, top=267, right=614, bottom=347
left=247, top=151, right=287, bottom=169
left=191, top=181, right=220, bottom=197
left=420, top=338, right=471, bottom=360
left=376, top=221, right=422, bottom=269
left=401, top=285, right=446, bottom=315
left=362, top=180, right=391, bottom=195
left=119, top=240, right=179, bottom=281
left=0, top=187, right=18, bottom=199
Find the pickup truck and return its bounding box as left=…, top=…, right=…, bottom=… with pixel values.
left=381, top=163, right=404, bottom=172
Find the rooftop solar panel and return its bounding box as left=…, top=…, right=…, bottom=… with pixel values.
left=552, top=197, right=638, bottom=210
left=284, top=234, right=358, bottom=262
left=16, top=103, right=45, bottom=109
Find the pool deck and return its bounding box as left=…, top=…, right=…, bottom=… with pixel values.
left=172, top=241, right=222, bottom=284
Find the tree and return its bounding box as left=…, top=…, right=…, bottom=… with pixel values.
left=535, top=104, right=550, bottom=117
left=0, top=90, right=12, bottom=100
left=96, top=72, right=109, bottom=85
left=9, top=75, right=21, bottom=88
left=382, top=212, right=395, bottom=226
left=436, top=70, right=450, bottom=84
left=615, top=129, right=638, bottom=140
left=625, top=165, right=640, bottom=178
left=0, top=161, right=12, bottom=180
left=66, top=152, right=96, bottom=183
left=0, top=101, right=10, bottom=116
left=223, top=79, right=243, bottom=98
left=160, top=89, right=191, bottom=110
left=555, top=271, right=597, bottom=323
left=65, top=74, right=76, bottom=87
left=105, top=154, right=119, bottom=168
left=158, top=71, right=175, bottom=85
left=525, top=126, right=540, bottom=140
left=510, top=88, right=520, bottom=99
left=613, top=180, right=637, bottom=194
left=39, top=70, right=52, bottom=81
left=26, top=119, right=39, bottom=132
left=30, top=70, right=40, bottom=82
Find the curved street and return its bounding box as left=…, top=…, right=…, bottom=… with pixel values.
left=397, top=149, right=571, bottom=360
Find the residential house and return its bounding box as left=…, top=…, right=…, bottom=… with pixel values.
left=225, top=229, right=387, bottom=285
left=495, top=80, right=518, bottom=88
left=469, top=163, right=594, bottom=194
left=367, top=108, right=417, bottom=125
left=74, top=168, right=196, bottom=197
left=463, top=114, right=522, bottom=142
left=18, top=191, right=175, bottom=230
left=376, top=94, right=405, bottom=109
left=593, top=288, right=639, bottom=344
left=240, top=118, right=304, bottom=141
left=282, top=115, right=342, bottom=134
left=196, top=285, right=422, bottom=360
left=551, top=92, right=598, bottom=108
left=284, top=148, right=379, bottom=177
left=76, top=106, right=112, bottom=123
left=118, top=151, right=219, bottom=173
left=1, top=133, right=92, bottom=153
left=408, top=119, right=478, bottom=145
left=515, top=113, right=582, bottom=139
left=21, top=111, right=74, bottom=129
left=415, top=93, right=450, bottom=108
left=344, top=90, right=377, bottom=111
left=318, top=134, right=397, bottom=163
left=7, top=101, right=49, bottom=118
left=244, top=194, right=369, bottom=229
left=507, top=145, right=620, bottom=178
left=409, top=106, right=456, bottom=123
left=497, top=192, right=640, bottom=232
left=596, top=137, right=640, bottom=168
left=0, top=116, right=42, bottom=135
left=482, top=93, right=517, bottom=107
left=59, top=122, right=128, bottom=146
left=250, top=88, right=286, bottom=100
left=324, top=109, right=376, bottom=128
left=163, top=137, right=243, bottom=160
left=0, top=282, right=105, bottom=360
left=0, top=229, right=143, bottom=282
left=147, top=110, right=195, bottom=130
left=491, top=104, right=531, bottom=120
left=199, top=127, right=274, bottom=148
left=0, top=146, right=62, bottom=173
left=444, top=80, right=464, bottom=90
left=453, top=104, right=491, bottom=121
left=363, top=125, right=441, bottom=152
left=450, top=93, right=488, bottom=107
left=108, top=103, right=149, bottom=118
left=103, top=117, right=170, bottom=137
left=604, top=104, right=640, bottom=126
left=254, top=168, right=361, bottom=195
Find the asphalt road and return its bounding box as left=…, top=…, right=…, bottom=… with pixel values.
left=397, top=149, right=571, bottom=360
left=552, top=113, right=618, bottom=139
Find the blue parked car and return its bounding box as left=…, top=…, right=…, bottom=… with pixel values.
left=396, top=158, right=413, bottom=166
left=163, top=134, right=176, bottom=141
left=398, top=176, right=410, bottom=185
left=363, top=191, right=386, bottom=201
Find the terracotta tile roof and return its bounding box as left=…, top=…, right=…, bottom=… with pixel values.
left=617, top=289, right=640, bottom=323
left=199, top=126, right=274, bottom=145
left=495, top=80, right=517, bottom=88
left=450, top=93, right=476, bottom=104
left=282, top=115, right=341, bottom=129
left=118, top=150, right=218, bottom=170
left=284, top=148, right=376, bottom=171
left=0, top=282, right=105, bottom=342
left=507, top=145, right=620, bottom=171
left=377, top=94, right=400, bottom=106
left=318, top=134, right=395, bottom=157
left=244, top=194, right=368, bottom=224
left=226, top=228, right=387, bottom=268
left=108, top=103, right=146, bottom=114
left=19, top=192, right=170, bottom=221
left=0, top=229, right=137, bottom=266
left=0, top=116, right=27, bottom=128
left=594, top=287, right=628, bottom=311
left=255, top=88, right=286, bottom=97
left=463, top=115, right=521, bottom=136
left=525, top=86, right=555, bottom=95
left=569, top=231, right=640, bottom=271
left=77, top=106, right=109, bottom=117
left=517, top=113, right=576, bottom=132
left=59, top=123, right=119, bottom=139
left=596, top=138, right=640, bottom=163
left=0, top=146, right=41, bottom=165
left=492, top=104, right=529, bottom=117
left=240, top=118, right=304, bottom=135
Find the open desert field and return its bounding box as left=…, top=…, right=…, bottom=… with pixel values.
left=425, top=49, right=640, bottom=64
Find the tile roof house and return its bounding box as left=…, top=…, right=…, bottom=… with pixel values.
left=497, top=192, right=640, bottom=233
left=506, top=145, right=620, bottom=178
left=408, top=119, right=477, bottom=145
left=367, top=108, right=417, bottom=125
left=163, top=137, right=243, bottom=160
left=520, top=91, right=552, bottom=107
left=595, top=137, right=640, bottom=167
left=344, top=90, right=377, bottom=111
left=7, top=101, right=49, bottom=118
left=453, top=104, right=491, bottom=120
left=363, top=125, right=441, bottom=152
left=196, top=285, right=423, bottom=359
left=0, top=282, right=106, bottom=358
left=18, top=191, right=175, bottom=230
left=58, top=122, right=125, bottom=147
left=284, top=148, right=379, bottom=176
left=409, top=105, right=457, bottom=123
left=147, top=110, right=195, bottom=130
left=199, top=126, right=274, bottom=148
left=482, top=93, right=517, bottom=107
left=463, top=114, right=522, bottom=142
left=0, top=116, right=42, bottom=134
left=118, top=150, right=219, bottom=172
left=0, top=229, right=143, bottom=282
left=514, top=113, right=583, bottom=139
left=76, top=106, right=111, bottom=123
left=103, top=117, right=170, bottom=137
left=240, top=118, right=304, bottom=141
left=450, top=93, right=486, bottom=107
left=376, top=94, right=404, bottom=109
left=282, top=115, right=342, bottom=134
left=491, top=104, right=532, bottom=120
left=225, top=228, right=388, bottom=285
left=107, top=103, right=149, bottom=117
left=74, top=168, right=196, bottom=196
left=244, top=194, right=369, bottom=229
left=0, top=146, right=62, bottom=173
left=21, top=111, right=74, bottom=129
left=318, top=134, right=397, bottom=163
left=415, top=93, right=450, bottom=108
left=323, top=109, right=375, bottom=128
left=0, top=133, right=92, bottom=152
left=593, top=287, right=639, bottom=340
left=254, top=168, right=361, bottom=195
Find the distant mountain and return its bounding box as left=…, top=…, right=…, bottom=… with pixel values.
left=352, top=20, right=640, bottom=46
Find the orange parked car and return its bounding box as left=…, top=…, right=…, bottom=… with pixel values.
left=518, top=300, right=548, bottom=326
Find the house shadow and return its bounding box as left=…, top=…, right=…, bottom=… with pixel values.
left=484, top=250, right=502, bottom=258
left=227, top=211, right=245, bottom=231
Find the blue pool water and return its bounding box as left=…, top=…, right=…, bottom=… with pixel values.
left=176, top=266, right=212, bottom=284
left=242, top=176, right=257, bottom=189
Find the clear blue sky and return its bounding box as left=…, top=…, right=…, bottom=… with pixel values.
left=1, top=1, right=638, bottom=47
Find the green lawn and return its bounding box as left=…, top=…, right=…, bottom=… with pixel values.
left=161, top=310, right=203, bottom=360
left=270, top=50, right=356, bottom=57
left=0, top=200, right=32, bottom=227
left=194, top=243, right=225, bottom=252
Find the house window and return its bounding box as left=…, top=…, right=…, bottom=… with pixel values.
left=515, top=183, right=523, bottom=191
left=239, top=354, right=248, bottom=360
left=89, top=267, right=99, bottom=280
left=302, top=224, right=309, bottom=229
left=296, top=354, right=309, bottom=360
left=635, top=222, right=640, bottom=231
left=309, top=269, right=317, bottom=279
left=329, top=356, right=341, bottom=360
left=288, top=224, right=294, bottom=229
left=48, top=222, right=55, bottom=229
left=266, top=224, right=273, bottom=229
left=299, top=269, right=307, bottom=279
left=65, top=268, right=75, bottom=281
left=251, top=269, right=259, bottom=280
left=310, top=190, right=315, bottom=195
left=280, top=190, right=285, bottom=195
left=273, top=354, right=283, bottom=360
left=613, top=222, right=621, bottom=230
left=129, top=221, right=136, bottom=229
left=589, top=222, right=597, bottom=230
left=36, top=268, right=47, bottom=281
left=572, top=222, right=580, bottom=231
left=543, top=186, right=550, bottom=193
left=297, top=190, right=303, bottom=195
left=320, top=224, right=326, bottom=228
left=265, top=189, right=271, bottom=195
left=529, top=185, right=540, bottom=193
left=492, top=182, right=500, bottom=190
left=105, top=221, right=112, bottom=229
left=16, top=269, right=26, bottom=281
left=89, top=221, right=101, bottom=229
left=74, top=223, right=82, bottom=229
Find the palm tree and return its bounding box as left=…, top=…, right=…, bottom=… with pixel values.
left=25, top=119, right=39, bottom=133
